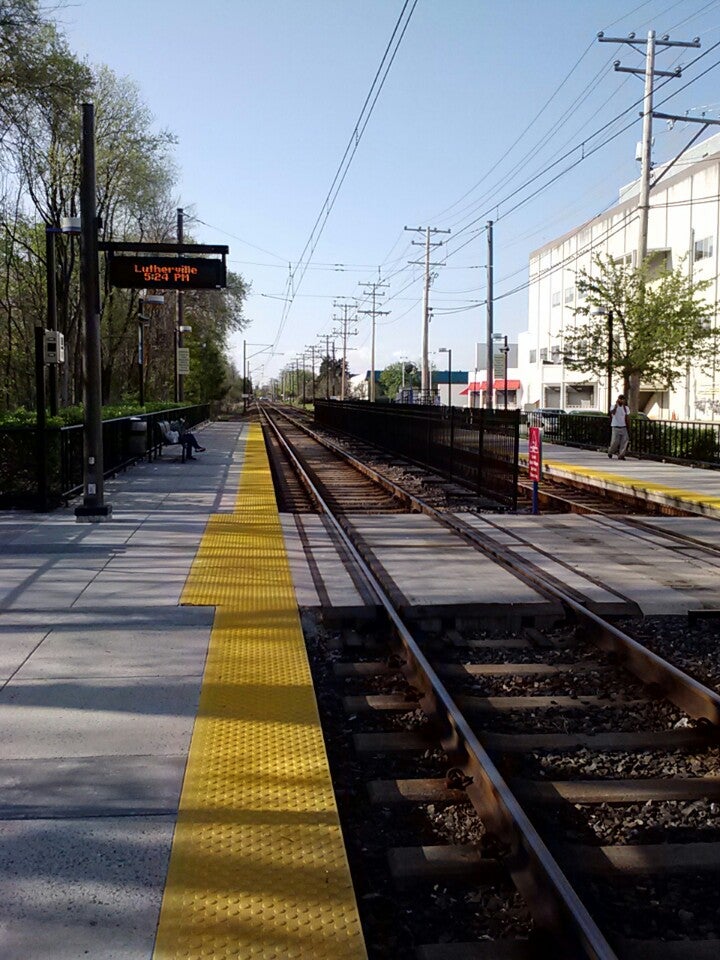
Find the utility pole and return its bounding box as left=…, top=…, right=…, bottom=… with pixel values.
left=405, top=226, right=450, bottom=403
left=332, top=300, right=357, bottom=401
left=599, top=29, right=701, bottom=407
left=599, top=29, right=702, bottom=264
left=486, top=220, right=494, bottom=409
left=357, top=280, right=388, bottom=402
left=317, top=333, right=334, bottom=399
left=307, top=345, right=317, bottom=402
left=176, top=207, right=184, bottom=402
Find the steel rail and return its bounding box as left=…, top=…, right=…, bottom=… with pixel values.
left=260, top=404, right=619, bottom=959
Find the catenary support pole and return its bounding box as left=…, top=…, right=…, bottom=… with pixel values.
left=75, top=103, right=111, bottom=521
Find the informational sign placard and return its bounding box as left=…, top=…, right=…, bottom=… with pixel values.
left=528, top=426, right=542, bottom=482
left=109, top=256, right=226, bottom=290
left=176, top=347, right=190, bottom=374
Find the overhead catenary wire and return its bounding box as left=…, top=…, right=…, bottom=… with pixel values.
left=270, top=0, right=419, bottom=350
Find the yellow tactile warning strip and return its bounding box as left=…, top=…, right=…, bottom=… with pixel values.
left=153, top=424, right=367, bottom=960
left=520, top=454, right=720, bottom=513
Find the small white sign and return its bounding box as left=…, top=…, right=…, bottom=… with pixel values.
left=177, top=347, right=190, bottom=375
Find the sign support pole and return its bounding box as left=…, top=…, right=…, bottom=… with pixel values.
left=528, top=425, right=542, bottom=516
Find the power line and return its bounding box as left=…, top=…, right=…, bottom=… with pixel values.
left=271, top=0, right=418, bottom=350
left=440, top=45, right=720, bottom=263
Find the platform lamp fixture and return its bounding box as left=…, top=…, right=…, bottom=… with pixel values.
left=137, top=292, right=165, bottom=407
left=438, top=347, right=452, bottom=408
left=492, top=333, right=510, bottom=411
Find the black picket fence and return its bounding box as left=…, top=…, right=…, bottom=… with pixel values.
left=542, top=413, right=720, bottom=466
left=0, top=403, right=210, bottom=511
left=314, top=400, right=520, bottom=508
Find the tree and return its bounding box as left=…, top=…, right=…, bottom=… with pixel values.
left=316, top=355, right=349, bottom=398
left=563, top=254, right=718, bottom=412
left=0, top=20, right=249, bottom=411
left=379, top=360, right=420, bottom=399
left=0, top=1, right=91, bottom=142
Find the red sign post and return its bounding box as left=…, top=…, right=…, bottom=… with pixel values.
left=528, top=426, right=542, bottom=514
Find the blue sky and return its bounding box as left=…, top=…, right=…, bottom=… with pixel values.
left=60, top=0, right=720, bottom=384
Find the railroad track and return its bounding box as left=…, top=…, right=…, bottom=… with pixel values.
left=517, top=474, right=701, bottom=516
left=259, top=403, right=720, bottom=959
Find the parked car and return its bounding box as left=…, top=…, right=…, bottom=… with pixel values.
left=528, top=407, right=565, bottom=430
left=567, top=409, right=606, bottom=417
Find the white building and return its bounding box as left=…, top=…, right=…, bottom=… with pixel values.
left=519, top=132, right=720, bottom=420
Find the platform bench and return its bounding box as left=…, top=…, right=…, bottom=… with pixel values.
left=157, top=420, right=188, bottom=462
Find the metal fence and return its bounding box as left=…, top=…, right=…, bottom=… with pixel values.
left=539, top=413, right=720, bottom=467
left=0, top=404, right=210, bottom=511
left=314, top=400, right=520, bottom=508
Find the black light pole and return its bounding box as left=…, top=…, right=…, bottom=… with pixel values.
left=493, top=333, right=510, bottom=410
left=34, top=324, right=48, bottom=510
left=75, top=102, right=111, bottom=522
left=45, top=225, right=60, bottom=416
left=503, top=342, right=509, bottom=411
left=439, top=347, right=452, bottom=407
left=501, top=336, right=509, bottom=411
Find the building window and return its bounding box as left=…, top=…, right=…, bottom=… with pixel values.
left=551, top=291, right=561, bottom=307
left=613, top=252, right=634, bottom=268
left=551, top=345, right=561, bottom=363
left=564, top=287, right=574, bottom=304
left=646, top=248, right=672, bottom=278
left=694, top=236, right=714, bottom=262
left=539, top=347, right=548, bottom=361
left=529, top=349, right=537, bottom=364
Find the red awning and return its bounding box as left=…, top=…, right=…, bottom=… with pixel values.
left=460, top=379, right=521, bottom=396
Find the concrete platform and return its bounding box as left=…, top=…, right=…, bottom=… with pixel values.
left=345, top=513, right=561, bottom=628
left=0, top=421, right=242, bottom=960
left=280, top=513, right=377, bottom=618
left=469, top=512, right=720, bottom=615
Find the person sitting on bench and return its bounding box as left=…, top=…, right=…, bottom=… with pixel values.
left=165, top=422, right=206, bottom=461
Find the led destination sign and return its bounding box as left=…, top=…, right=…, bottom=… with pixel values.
left=109, top=256, right=226, bottom=290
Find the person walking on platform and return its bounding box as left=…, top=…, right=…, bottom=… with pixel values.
left=608, top=394, right=630, bottom=460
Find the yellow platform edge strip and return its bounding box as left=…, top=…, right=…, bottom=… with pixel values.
left=520, top=454, right=720, bottom=509
left=153, top=423, right=367, bottom=960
